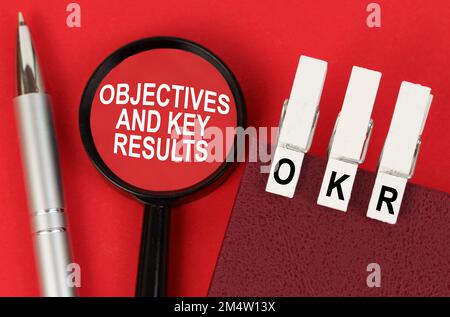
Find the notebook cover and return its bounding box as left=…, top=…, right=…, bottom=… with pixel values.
left=209, top=155, right=450, bottom=296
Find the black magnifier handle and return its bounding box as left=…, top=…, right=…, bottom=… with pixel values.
left=136, top=203, right=170, bottom=297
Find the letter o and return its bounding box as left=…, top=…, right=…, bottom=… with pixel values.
left=274, top=158, right=295, bottom=185
left=99, top=84, right=115, bottom=104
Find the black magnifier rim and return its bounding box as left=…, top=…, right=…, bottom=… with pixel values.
left=79, top=36, right=246, bottom=203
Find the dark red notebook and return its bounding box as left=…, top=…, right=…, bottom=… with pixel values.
left=209, top=155, right=450, bottom=296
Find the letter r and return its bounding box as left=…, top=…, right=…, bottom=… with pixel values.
left=376, top=185, right=398, bottom=215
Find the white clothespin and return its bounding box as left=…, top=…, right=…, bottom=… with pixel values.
left=266, top=55, right=327, bottom=198
left=367, top=82, right=433, bottom=224
left=317, top=66, right=381, bottom=211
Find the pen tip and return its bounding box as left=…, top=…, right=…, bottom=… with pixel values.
left=18, top=12, right=25, bottom=26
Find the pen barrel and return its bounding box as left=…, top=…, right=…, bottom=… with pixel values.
left=34, top=223, right=75, bottom=297
left=14, top=93, right=75, bottom=297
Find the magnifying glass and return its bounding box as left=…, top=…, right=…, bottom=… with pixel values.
left=79, top=37, right=245, bottom=297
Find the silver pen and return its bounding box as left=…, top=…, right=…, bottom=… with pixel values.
left=14, top=12, right=76, bottom=297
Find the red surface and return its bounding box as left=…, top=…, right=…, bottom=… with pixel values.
left=0, top=0, right=449, bottom=296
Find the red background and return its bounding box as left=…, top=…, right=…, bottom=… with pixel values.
left=0, top=0, right=449, bottom=296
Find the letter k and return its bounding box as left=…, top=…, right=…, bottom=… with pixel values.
left=168, top=112, right=182, bottom=135
left=326, top=171, right=350, bottom=200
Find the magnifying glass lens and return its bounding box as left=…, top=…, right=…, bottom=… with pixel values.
left=90, top=48, right=237, bottom=192
left=80, top=38, right=245, bottom=297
